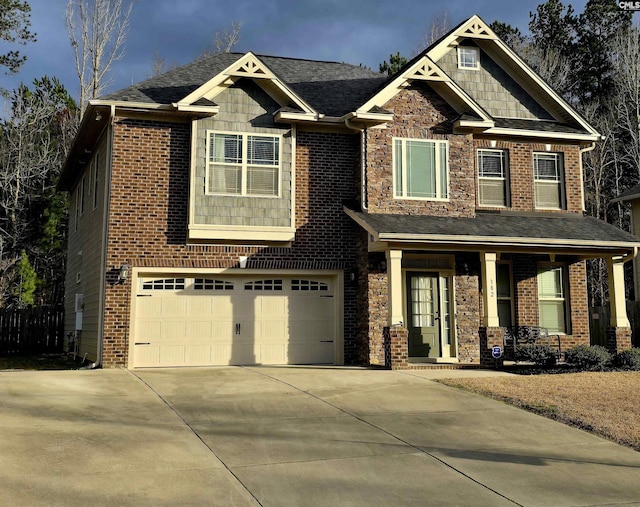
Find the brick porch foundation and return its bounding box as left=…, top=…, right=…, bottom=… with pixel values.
left=384, top=326, right=408, bottom=369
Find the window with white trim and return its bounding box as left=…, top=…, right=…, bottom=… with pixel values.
left=207, top=131, right=281, bottom=197
left=393, top=138, right=448, bottom=200
left=478, top=149, right=509, bottom=207
left=534, top=152, right=565, bottom=209
left=458, top=47, right=479, bottom=70
left=537, top=265, right=569, bottom=334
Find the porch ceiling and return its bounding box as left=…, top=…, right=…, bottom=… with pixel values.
left=345, top=208, right=640, bottom=257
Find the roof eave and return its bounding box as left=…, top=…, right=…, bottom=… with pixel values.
left=483, top=127, right=600, bottom=142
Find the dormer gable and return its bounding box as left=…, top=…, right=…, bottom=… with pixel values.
left=175, top=52, right=318, bottom=120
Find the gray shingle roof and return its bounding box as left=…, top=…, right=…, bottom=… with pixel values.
left=103, top=53, right=387, bottom=117
left=613, top=184, right=640, bottom=203
left=347, top=210, right=640, bottom=251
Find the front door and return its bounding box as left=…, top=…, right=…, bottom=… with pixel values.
left=406, top=272, right=440, bottom=358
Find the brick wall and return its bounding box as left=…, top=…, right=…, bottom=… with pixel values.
left=102, top=118, right=360, bottom=367
left=474, top=139, right=583, bottom=213
left=511, top=254, right=589, bottom=351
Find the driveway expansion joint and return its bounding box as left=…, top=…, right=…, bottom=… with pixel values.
left=129, top=371, right=263, bottom=507
left=241, top=366, right=523, bottom=507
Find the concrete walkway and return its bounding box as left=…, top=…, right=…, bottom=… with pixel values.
left=1, top=366, right=639, bottom=506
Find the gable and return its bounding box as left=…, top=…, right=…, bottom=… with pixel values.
left=437, top=44, right=554, bottom=121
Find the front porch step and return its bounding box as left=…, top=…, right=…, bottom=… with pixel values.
left=401, top=363, right=483, bottom=370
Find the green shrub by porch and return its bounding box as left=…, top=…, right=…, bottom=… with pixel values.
left=514, top=344, right=557, bottom=367
left=564, top=345, right=612, bottom=371
left=613, top=348, right=640, bottom=370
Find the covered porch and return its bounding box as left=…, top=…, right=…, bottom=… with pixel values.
left=347, top=209, right=640, bottom=368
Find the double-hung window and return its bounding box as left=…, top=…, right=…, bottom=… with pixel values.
left=394, top=138, right=448, bottom=200
left=537, top=265, right=568, bottom=334
left=478, top=149, right=509, bottom=207
left=207, top=131, right=281, bottom=197
left=534, top=152, right=564, bottom=209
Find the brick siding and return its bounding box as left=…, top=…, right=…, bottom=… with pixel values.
left=102, top=118, right=360, bottom=367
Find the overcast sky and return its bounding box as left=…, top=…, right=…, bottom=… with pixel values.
left=0, top=0, right=618, bottom=105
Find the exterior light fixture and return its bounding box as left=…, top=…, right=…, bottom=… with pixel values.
left=118, top=263, right=130, bottom=283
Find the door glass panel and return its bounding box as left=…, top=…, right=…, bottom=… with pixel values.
left=411, top=276, right=434, bottom=327
left=441, top=276, right=451, bottom=345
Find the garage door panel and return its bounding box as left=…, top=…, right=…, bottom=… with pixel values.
left=135, top=345, right=160, bottom=367
left=288, top=297, right=334, bottom=319
left=289, top=320, right=332, bottom=341
left=158, top=345, right=186, bottom=366
left=259, top=321, right=287, bottom=341
left=211, top=297, right=234, bottom=318
left=159, top=297, right=188, bottom=317
left=288, top=341, right=333, bottom=364
left=187, top=297, right=213, bottom=316
left=185, top=345, right=212, bottom=365
left=256, top=297, right=287, bottom=318
left=160, top=321, right=186, bottom=342
left=258, top=343, right=286, bottom=364
left=136, top=320, right=161, bottom=341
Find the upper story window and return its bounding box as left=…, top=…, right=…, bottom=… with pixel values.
left=207, top=131, right=281, bottom=197
left=393, top=138, right=449, bottom=200
left=458, top=47, right=479, bottom=70
left=534, top=152, right=564, bottom=210
left=478, top=149, right=509, bottom=207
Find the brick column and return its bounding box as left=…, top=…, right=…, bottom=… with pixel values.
left=384, top=326, right=408, bottom=369
left=479, top=327, right=504, bottom=366
left=607, top=327, right=632, bottom=354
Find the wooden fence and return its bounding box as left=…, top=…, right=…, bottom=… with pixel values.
left=590, top=302, right=640, bottom=348
left=0, top=306, right=65, bottom=355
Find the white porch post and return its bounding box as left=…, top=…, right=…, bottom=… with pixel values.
left=386, top=250, right=404, bottom=326
left=607, top=257, right=630, bottom=328
left=481, top=252, right=500, bottom=327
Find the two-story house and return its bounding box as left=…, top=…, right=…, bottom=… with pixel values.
left=59, top=15, right=640, bottom=369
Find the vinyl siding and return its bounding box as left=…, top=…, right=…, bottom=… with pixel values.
left=64, top=134, right=109, bottom=362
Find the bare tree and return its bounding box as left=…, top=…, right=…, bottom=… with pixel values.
left=613, top=24, right=640, bottom=180
left=201, top=21, right=242, bottom=58
left=65, top=0, right=134, bottom=115
left=412, top=10, right=451, bottom=56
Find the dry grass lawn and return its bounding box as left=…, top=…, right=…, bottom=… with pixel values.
left=439, top=372, right=640, bottom=451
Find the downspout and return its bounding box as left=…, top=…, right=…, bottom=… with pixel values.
left=81, top=104, right=115, bottom=370
left=345, top=118, right=367, bottom=211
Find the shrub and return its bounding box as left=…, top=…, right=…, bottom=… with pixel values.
left=564, top=345, right=612, bottom=371
left=514, top=344, right=557, bottom=367
left=613, top=348, right=640, bottom=370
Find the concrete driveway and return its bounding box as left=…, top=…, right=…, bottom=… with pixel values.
left=1, top=367, right=640, bottom=506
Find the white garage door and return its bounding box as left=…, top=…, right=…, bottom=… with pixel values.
left=132, top=275, right=336, bottom=368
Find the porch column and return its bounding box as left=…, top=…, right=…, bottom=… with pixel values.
left=386, top=249, right=404, bottom=326
left=481, top=252, right=500, bottom=327
left=607, top=256, right=630, bottom=328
